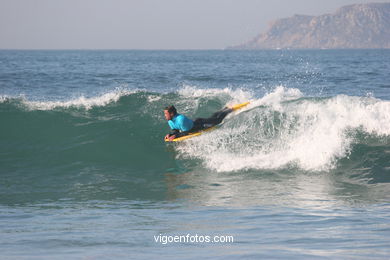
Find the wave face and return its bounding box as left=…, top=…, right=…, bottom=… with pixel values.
left=1, top=86, right=389, bottom=181
left=176, top=86, right=390, bottom=174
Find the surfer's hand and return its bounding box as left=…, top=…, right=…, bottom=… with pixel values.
left=165, top=134, right=176, bottom=141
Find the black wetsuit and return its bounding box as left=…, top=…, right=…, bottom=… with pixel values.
left=169, top=107, right=233, bottom=138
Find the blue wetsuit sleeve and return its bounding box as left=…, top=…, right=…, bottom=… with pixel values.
left=166, top=114, right=194, bottom=137
left=177, top=115, right=193, bottom=132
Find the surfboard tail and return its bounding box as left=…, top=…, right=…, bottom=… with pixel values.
left=231, top=101, right=250, bottom=111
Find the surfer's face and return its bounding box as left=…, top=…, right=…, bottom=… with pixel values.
left=164, top=110, right=173, bottom=120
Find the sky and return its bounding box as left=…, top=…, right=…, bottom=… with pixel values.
left=0, top=0, right=389, bottom=49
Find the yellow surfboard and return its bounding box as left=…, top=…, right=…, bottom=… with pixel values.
left=165, top=101, right=250, bottom=142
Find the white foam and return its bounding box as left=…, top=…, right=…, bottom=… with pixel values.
left=0, top=95, right=10, bottom=103
left=250, top=86, right=303, bottom=109
left=178, top=84, right=252, bottom=104
left=176, top=86, right=390, bottom=172
left=19, top=89, right=136, bottom=110
left=175, top=85, right=255, bottom=116
left=147, top=95, right=162, bottom=103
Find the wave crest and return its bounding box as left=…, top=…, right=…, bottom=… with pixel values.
left=176, top=86, right=390, bottom=172
left=0, top=89, right=137, bottom=110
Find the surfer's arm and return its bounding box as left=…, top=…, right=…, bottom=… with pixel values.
left=165, top=116, right=194, bottom=140
left=168, top=129, right=180, bottom=136
left=172, top=130, right=191, bottom=138
left=165, top=129, right=191, bottom=140
left=165, top=129, right=179, bottom=140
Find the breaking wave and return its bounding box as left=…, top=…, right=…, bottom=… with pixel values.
left=1, top=86, right=389, bottom=180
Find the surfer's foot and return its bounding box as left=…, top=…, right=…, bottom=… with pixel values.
left=224, top=107, right=233, bottom=113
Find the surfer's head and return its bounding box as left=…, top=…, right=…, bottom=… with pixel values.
left=164, top=105, right=177, bottom=120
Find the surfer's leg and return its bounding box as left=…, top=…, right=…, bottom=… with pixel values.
left=207, top=107, right=233, bottom=125
left=192, top=118, right=206, bottom=131
left=192, top=108, right=233, bottom=130
left=192, top=108, right=233, bottom=129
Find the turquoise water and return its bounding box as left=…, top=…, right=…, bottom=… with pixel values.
left=1, top=50, right=390, bottom=259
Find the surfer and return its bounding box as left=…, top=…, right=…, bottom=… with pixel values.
left=164, top=105, right=233, bottom=141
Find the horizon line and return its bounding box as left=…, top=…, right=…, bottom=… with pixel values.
left=1, top=48, right=389, bottom=51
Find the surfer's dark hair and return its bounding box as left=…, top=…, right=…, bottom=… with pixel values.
left=164, top=105, right=177, bottom=115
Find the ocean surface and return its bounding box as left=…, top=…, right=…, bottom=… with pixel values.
left=0, top=49, right=389, bottom=259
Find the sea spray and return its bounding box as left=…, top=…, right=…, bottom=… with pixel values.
left=176, top=87, right=390, bottom=172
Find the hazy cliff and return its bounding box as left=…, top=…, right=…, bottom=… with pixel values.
left=232, top=3, right=390, bottom=49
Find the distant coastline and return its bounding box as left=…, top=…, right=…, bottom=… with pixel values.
left=230, top=2, right=390, bottom=49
